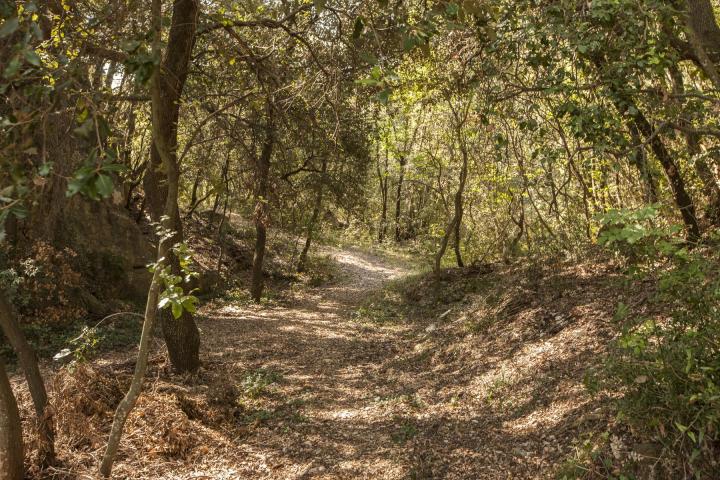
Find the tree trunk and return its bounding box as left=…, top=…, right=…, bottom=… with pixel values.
left=379, top=180, right=388, bottom=242
left=629, top=123, right=659, bottom=203
left=669, top=64, right=720, bottom=226
left=298, top=158, right=327, bottom=273
left=101, top=2, right=199, bottom=475
left=394, top=157, right=407, bottom=242
left=592, top=56, right=701, bottom=239
left=0, top=294, right=54, bottom=467
left=99, top=238, right=167, bottom=477
left=139, top=0, right=200, bottom=373
left=434, top=216, right=457, bottom=274
left=377, top=144, right=389, bottom=243
left=630, top=108, right=701, bottom=240
left=0, top=358, right=23, bottom=480
left=250, top=102, right=275, bottom=302
left=685, top=1, right=720, bottom=66
left=453, top=131, right=469, bottom=268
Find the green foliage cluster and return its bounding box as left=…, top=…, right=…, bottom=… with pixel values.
left=593, top=207, right=720, bottom=476
left=240, top=368, right=283, bottom=399
left=151, top=242, right=200, bottom=320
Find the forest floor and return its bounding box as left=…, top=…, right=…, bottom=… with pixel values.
left=14, top=244, right=635, bottom=479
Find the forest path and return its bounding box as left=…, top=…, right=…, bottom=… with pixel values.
left=197, top=246, right=423, bottom=479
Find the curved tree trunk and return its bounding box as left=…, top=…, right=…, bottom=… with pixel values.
left=140, top=0, right=200, bottom=373
left=453, top=134, right=469, bottom=268
left=630, top=107, right=701, bottom=240
left=434, top=216, right=457, bottom=274
left=100, top=1, right=199, bottom=476
left=250, top=102, right=275, bottom=302
left=298, top=158, right=327, bottom=273
left=0, top=358, right=23, bottom=480
left=0, top=294, right=54, bottom=467
left=597, top=62, right=702, bottom=240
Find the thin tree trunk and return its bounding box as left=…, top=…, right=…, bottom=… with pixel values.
left=394, top=157, right=406, bottom=242
left=101, top=1, right=199, bottom=475
left=593, top=56, right=701, bottom=239
left=139, top=0, right=200, bottom=373
left=99, top=241, right=167, bottom=477
left=629, top=123, right=659, bottom=203
left=434, top=216, right=457, bottom=274
left=630, top=108, right=701, bottom=240
left=452, top=131, right=469, bottom=268
left=298, top=158, right=327, bottom=273
left=377, top=143, right=389, bottom=242
left=0, top=357, right=23, bottom=480
left=251, top=102, right=275, bottom=302
left=0, top=294, right=54, bottom=467
left=189, top=170, right=201, bottom=209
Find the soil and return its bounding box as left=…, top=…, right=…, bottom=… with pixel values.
left=13, top=246, right=628, bottom=479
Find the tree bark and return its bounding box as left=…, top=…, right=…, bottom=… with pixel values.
left=434, top=216, right=457, bottom=274
left=377, top=142, right=389, bottom=243
left=101, top=1, right=200, bottom=475
left=250, top=102, right=275, bottom=302
left=140, top=0, right=200, bottom=373
left=394, top=157, right=407, bottom=242
left=0, top=294, right=54, bottom=467
left=669, top=64, right=720, bottom=226
left=0, top=357, right=23, bottom=480
left=685, top=0, right=720, bottom=65
left=452, top=129, right=469, bottom=268
left=630, top=107, right=701, bottom=240
left=298, top=158, right=327, bottom=273
left=628, top=123, right=659, bottom=203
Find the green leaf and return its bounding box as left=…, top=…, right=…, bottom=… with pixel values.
left=3, top=56, right=21, bottom=78
left=403, top=35, right=416, bottom=52
left=100, top=163, right=127, bottom=173
left=313, top=0, right=326, bottom=11
left=171, top=301, right=183, bottom=319
left=95, top=174, right=114, bottom=198
left=377, top=88, right=391, bottom=104
left=23, top=49, right=41, bottom=67
left=74, top=118, right=94, bottom=138
left=38, top=162, right=53, bottom=176
left=445, top=2, right=459, bottom=16
left=0, top=17, right=19, bottom=38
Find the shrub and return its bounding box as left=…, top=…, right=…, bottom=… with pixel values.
left=593, top=206, right=720, bottom=477
left=1, top=241, right=86, bottom=326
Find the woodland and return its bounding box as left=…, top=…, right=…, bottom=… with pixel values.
left=1, top=0, right=720, bottom=478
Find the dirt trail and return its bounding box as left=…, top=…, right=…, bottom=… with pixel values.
left=21, top=246, right=610, bottom=479
left=197, top=247, right=421, bottom=479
